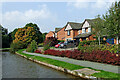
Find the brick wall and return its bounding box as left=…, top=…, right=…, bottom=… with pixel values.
left=46, top=31, right=54, bottom=39
left=65, top=30, right=73, bottom=41
left=57, top=27, right=65, bottom=41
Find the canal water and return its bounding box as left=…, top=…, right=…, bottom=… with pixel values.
left=2, top=51, right=84, bottom=79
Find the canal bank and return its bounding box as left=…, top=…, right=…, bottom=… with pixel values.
left=16, top=49, right=120, bottom=79
left=2, top=51, right=83, bottom=78
left=0, top=48, right=10, bottom=52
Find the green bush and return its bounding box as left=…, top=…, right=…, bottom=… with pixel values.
left=10, top=41, right=25, bottom=53
left=78, top=42, right=119, bottom=54
left=58, top=40, right=64, bottom=43
left=79, top=40, right=99, bottom=46
left=26, top=40, right=38, bottom=52
left=38, top=43, right=43, bottom=47
left=43, top=42, right=51, bottom=51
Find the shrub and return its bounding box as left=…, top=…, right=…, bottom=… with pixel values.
left=78, top=41, right=119, bottom=53
left=10, top=41, right=25, bottom=53
left=34, top=49, right=42, bottom=54
left=26, top=40, right=38, bottom=52
left=58, top=40, right=64, bottom=43
left=44, top=37, right=58, bottom=47
left=43, top=41, right=51, bottom=51
left=44, top=49, right=120, bottom=65
left=38, top=43, right=43, bottom=47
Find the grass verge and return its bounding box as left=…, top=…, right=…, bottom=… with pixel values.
left=16, top=49, right=120, bottom=79
left=0, top=48, right=10, bottom=49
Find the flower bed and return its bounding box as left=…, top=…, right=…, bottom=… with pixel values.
left=42, top=49, right=120, bottom=65
left=34, top=49, right=42, bottom=54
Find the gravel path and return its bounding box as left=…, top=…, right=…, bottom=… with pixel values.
left=23, top=51, right=119, bottom=73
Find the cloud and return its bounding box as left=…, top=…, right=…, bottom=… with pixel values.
left=2, top=4, right=59, bottom=33
left=67, top=0, right=90, bottom=9
left=67, top=0, right=119, bottom=9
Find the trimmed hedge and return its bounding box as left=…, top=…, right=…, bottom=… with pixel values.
left=42, top=49, right=120, bottom=65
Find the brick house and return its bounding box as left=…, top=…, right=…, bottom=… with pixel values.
left=46, top=31, right=55, bottom=39
left=64, top=22, right=82, bottom=41
left=55, top=27, right=65, bottom=41
left=74, top=19, right=96, bottom=41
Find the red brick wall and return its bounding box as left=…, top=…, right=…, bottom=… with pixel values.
left=88, top=35, right=94, bottom=40
left=57, top=27, right=65, bottom=41
left=65, top=30, right=78, bottom=41
left=73, top=30, right=78, bottom=37
left=46, top=31, right=54, bottom=39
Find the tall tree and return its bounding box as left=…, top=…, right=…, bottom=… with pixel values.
left=92, top=15, right=105, bottom=45
left=24, top=23, right=43, bottom=43
left=13, top=23, right=43, bottom=48
left=103, top=1, right=120, bottom=44
left=1, top=25, right=10, bottom=48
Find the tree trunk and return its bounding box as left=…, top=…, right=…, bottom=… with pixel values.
left=116, top=36, right=119, bottom=44
left=98, top=36, right=100, bottom=45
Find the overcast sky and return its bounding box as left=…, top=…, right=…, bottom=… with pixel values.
left=0, top=0, right=119, bottom=33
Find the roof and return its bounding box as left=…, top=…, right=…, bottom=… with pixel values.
left=55, top=28, right=62, bottom=33
left=74, top=32, right=92, bottom=39
left=84, top=18, right=101, bottom=27
left=65, top=22, right=83, bottom=30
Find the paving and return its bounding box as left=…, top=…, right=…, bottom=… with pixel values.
left=74, top=68, right=100, bottom=75
left=23, top=51, right=120, bottom=73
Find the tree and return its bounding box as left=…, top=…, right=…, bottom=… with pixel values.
left=42, top=32, right=47, bottom=42
left=1, top=25, right=10, bottom=48
left=92, top=15, right=105, bottom=45
left=8, top=28, right=18, bottom=44
left=26, top=40, right=38, bottom=52
left=13, top=23, right=43, bottom=48
left=103, top=1, right=120, bottom=44
left=24, top=23, right=43, bottom=43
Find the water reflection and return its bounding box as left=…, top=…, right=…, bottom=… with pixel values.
left=2, top=52, right=84, bottom=79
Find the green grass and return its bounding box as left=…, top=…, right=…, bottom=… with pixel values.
left=38, top=43, right=43, bottom=47
left=17, top=49, right=84, bottom=70
left=0, top=48, right=10, bottom=49
left=50, top=47, right=55, bottom=49
left=17, top=49, right=120, bottom=79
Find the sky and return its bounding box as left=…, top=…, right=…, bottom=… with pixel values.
left=0, top=0, right=119, bottom=33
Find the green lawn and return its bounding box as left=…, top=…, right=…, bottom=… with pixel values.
left=17, top=49, right=120, bottom=79
left=0, top=48, right=10, bottom=49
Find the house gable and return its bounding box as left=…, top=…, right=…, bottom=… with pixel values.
left=82, top=21, right=90, bottom=28
left=65, top=24, right=72, bottom=31
left=46, top=31, right=55, bottom=39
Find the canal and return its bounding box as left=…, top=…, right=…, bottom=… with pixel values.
left=2, top=51, right=84, bottom=79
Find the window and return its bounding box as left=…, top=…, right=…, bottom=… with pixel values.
left=67, top=30, right=70, bottom=36
left=78, top=30, right=80, bottom=34
left=55, top=33, right=57, bottom=38
left=88, top=28, right=91, bottom=32
left=82, top=28, right=85, bottom=33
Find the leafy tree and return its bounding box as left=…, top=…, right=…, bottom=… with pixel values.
left=13, top=23, right=43, bottom=48
left=1, top=25, right=10, bottom=48
left=103, top=1, right=120, bottom=44
left=8, top=28, right=18, bottom=44
left=92, top=15, right=105, bottom=45
left=26, top=40, right=38, bottom=52
left=42, top=32, right=47, bottom=42
left=24, top=23, right=43, bottom=43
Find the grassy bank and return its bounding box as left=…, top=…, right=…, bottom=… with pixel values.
left=17, top=49, right=120, bottom=79
left=0, top=48, right=10, bottom=49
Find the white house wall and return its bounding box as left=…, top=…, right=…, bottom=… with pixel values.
left=82, top=21, right=90, bottom=28
left=65, top=24, right=72, bottom=30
